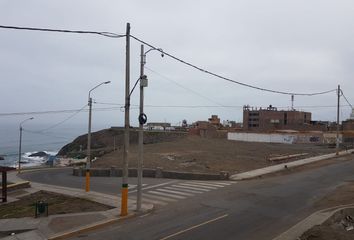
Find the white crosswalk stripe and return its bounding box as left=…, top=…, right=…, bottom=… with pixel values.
left=165, top=186, right=204, bottom=194
left=178, top=183, right=218, bottom=189
left=171, top=184, right=210, bottom=192
left=157, top=188, right=195, bottom=196
left=142, top=193, right=177, bottom=202
left=189, top=181, right=226, bottom=188
left=148, top=190, right=186, bottom=199
left=130, top=180, right=237, bottom=207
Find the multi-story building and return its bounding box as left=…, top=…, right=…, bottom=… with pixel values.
left=243, top=105, right=312, bottom=132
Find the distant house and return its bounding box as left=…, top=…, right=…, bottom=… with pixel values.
left=146, top=122, right=171, bottom=131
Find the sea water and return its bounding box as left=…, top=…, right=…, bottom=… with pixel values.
left=0, top=122, right=89, bottom=168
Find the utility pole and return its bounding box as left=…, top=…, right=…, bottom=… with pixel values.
left=18, top=117, right=34, bottom=173
left=336, top=84, right=340, bottom=155
left=121, top=22, right=130, bottom=217
left=86, top=96, right=92, bottom=192
left=291, top=94, right=294, bottom=111
left=18, top=125, right=23, bottom=173
left=85, top=81, right=111, bottom=192
left=137, top=44, right=148, bottom=211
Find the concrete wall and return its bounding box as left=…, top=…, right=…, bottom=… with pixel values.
left=228, top=132, right=342, bottom=144
left=228, top=132, right=295, bottom=144
left=73, top=168, right=229, bottom=180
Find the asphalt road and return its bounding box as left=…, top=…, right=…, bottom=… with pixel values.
left=21, top=158, right=354, bottom=239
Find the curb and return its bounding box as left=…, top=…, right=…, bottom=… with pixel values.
left=230, top=149, right=354, bottom=181
left=0, top=181, right=31, bottom=191
left=272, top=203, right=354, bottom=240
left=48, top=206, right=154, bottom=240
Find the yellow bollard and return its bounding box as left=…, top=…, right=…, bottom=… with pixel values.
left=120, top=184, right=128, bottom=216
left=85, top=170, right=90, bottom=192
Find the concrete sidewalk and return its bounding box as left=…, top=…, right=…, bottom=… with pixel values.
left=0, top=171, right=153, bottom=240
left=230, top=149, right=354, bottom=181
left=273, top=204, right=354, bottom=240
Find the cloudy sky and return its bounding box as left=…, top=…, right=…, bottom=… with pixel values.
left=0, top=0, right=353, bottom=131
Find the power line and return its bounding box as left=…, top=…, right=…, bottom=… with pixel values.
left=2, top=103, right=352, bottom=118
left=144, top=66, right=225, bottom=107
left=23, top=129, right=71, bottom=140
left=341, top=90, right=353, bottom=109
left=131, top=35, right=336, bottom=96
left=36, top=104, right=87, bottom=133
left=0, top=25, right=125, bottom=38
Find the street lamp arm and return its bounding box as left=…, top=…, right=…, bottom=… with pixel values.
left=20, top=117, right=34, bottom=127
left=88, top=81, right=111, bottom=99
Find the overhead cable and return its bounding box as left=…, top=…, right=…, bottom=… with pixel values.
left=0, top=25, right=125, bottom=38
left=35, top=104, right=87, bottom=133
left=131, top=35, right=336, bottom=96
left=341, top=90, right=353, bottom=109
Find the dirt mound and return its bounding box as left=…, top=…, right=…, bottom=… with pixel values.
left=301, top=208, right=354, bottom=240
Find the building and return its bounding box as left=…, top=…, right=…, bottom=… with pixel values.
left=208, top=115, right=221, bottom=125
left=146, top=122, right=171, bottom=131
left=342, top=108, right=354, bottom=131
left=243, top=105, right=312, bottom=132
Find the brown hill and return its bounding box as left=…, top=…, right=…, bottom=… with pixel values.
left=57, top=127, right=187, bottom=159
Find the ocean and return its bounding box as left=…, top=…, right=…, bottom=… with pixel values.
left=0, top=122, right=91, bottom=168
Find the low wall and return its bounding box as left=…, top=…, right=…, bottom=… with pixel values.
left=73, top=167, right=229, bottom=180
left=228, top=132, right=342, bottom=145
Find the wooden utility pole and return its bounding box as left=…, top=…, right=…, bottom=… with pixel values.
left=121, top=22, right=130, bottom=216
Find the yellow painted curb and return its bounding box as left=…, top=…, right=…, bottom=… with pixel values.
left=0, top=181, right=30, bottom=190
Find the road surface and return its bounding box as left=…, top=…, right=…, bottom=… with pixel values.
left=21, top=158, right=354, bottom=239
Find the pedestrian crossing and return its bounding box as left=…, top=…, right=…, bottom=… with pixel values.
left=129, top=180, right=236, bottom=206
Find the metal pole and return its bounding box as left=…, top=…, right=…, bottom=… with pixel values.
left=137, top=44, right=145, bottom=211
left=121, top=22, right=130, bottom=216
left=86, top=96, right=92, bottom=192
left=336, top=84, right=340, bottom=155
left=18, top=126, right=22, bottom=174
left=2, top=171, right=7, bottom=202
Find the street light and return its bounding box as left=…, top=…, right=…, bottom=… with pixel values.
left=136, top=45, right=164, bottom=211
left=85, top=81, right=111, bottom=192
left=18, top=117, right=34, bottom=173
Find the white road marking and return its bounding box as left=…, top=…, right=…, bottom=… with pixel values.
left=189, top=182, right=226, bottom=188
left=158, top=188, right=195, bottom=196
left=148, top=190, right=186, bottom=199
left=159, top=214, right=229, bottom=240
left=143, top=193, right=177, bottom=202
left=129, top=180, right=179, bottom=193
left=179, top=183, right=218, bottom=190
left=172, top=184, right=210, bottom=192
left=165, top=186, right=204, bottom=194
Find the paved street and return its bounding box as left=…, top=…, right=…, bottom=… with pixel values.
left=20, top=168, right=235, bottom=207
left=20, top=159, right=354, bottom=239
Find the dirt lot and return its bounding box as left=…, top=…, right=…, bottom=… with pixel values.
left=0, top=190, right=112, bottom=219
left=300, top=182, right=354, bottom=240
left=93, top=136, right=337, bottom=174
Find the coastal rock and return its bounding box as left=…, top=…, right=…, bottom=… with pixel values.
left=29, top=151, right=48, bottom=157
left=0, top=156, right=4, bottom=160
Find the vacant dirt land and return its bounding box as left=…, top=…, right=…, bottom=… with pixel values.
left=93, top=136, right=337, bottom=174
left=300, top=182, right=354, bottom=240
left=0, top=190, right=112, bottom=219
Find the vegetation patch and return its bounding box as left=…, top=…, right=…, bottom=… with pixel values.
left=0, top=190, right=113, bottom=219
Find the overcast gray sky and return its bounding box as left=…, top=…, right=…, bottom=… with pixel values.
left=0, top=0, right=353, bottom=131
